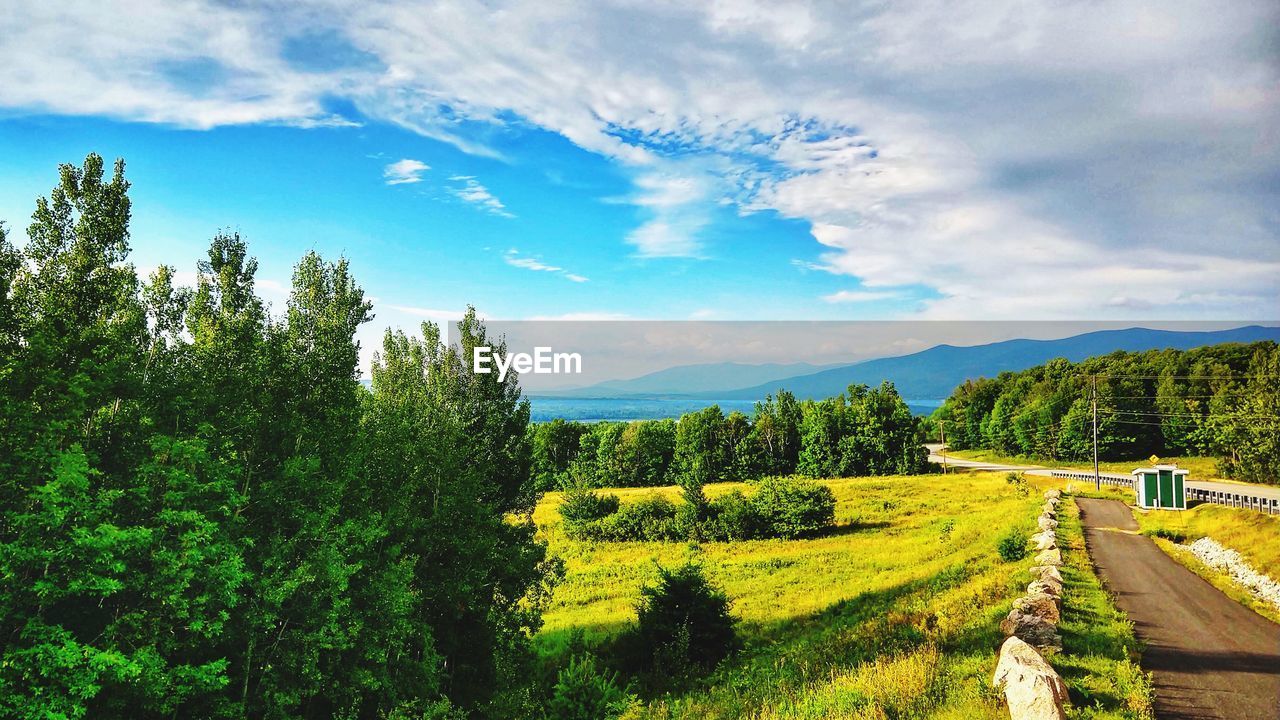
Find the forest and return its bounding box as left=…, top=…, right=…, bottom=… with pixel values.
left=0, top=156, right=561, bottom=718
left=930, top=343, right=1280, bottom=484
left=529, top=385, right=930, bottom=492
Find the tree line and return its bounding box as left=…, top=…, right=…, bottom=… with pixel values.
left=930, top=343, right=1280, bottom=484
left=530, top=383, right=932, bottom=492
left=0, top=155, right=559, bottom=718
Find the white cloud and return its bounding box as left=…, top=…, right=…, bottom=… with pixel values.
left=383, top=158, right=429, bottom=184
left=3, top=1, right=1277, bottom=316
left=448, top=175, right=513, bottom=218
left=822, top=290, right=899, bottom=304
left=504, top=249, right=588, bottom=282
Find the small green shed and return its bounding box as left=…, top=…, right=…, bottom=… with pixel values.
left=1132, top=465, right=1188, bottom=510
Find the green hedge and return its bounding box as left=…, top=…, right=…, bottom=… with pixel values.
left=562, top=477, right=836, bottom=542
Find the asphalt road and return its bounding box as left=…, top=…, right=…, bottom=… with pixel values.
left=1077, top=497, right=1280, bottom=719
left=925, top=445, right=1280, bottom=506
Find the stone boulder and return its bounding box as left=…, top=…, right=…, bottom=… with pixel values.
left=1037, top=515, right=1058, bottom=532
left=1013, top=592, right=1061, bottom=624
left=993, top=636, right=1070, bottom=720
left=1028, top=564, right=1063, bottom=585
left=1032, top=531, right=1057, bottom=551
left=1041, top=502, right=1057, bottom=515
left=1028, top=578, right=1063, bottom=600
left=1035, top=548, right=1063, bottom=567
left=999, top=609, right=1062, bottom=649
left=1044, top=489, right=1061, bottom=501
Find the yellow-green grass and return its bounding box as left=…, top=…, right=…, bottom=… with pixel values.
left=943, top=449, right=1223, bottom=482
left=1053, top=499, right=1154, bottom=719
left=532, top=474, right=1148, bottom=718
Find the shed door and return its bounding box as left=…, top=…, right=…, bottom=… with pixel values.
left=1144, top=473, right=1158, bottom=508
left=1173, top=475, right=1184, bottom=509
left=1158, top=469, right=1174, bottom=508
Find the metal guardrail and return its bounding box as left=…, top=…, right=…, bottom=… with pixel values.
left=1050, top=470, right=1133, bottom=488
left=1186, top=485, right=1280, bottom=515
left=1047, top=470, right=1280, bottom=515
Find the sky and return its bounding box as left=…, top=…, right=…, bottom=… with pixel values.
left=0, top=1, right=1277, bottom=373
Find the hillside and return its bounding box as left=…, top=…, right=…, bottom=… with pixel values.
left=708, top=325, right=1280, bottom=402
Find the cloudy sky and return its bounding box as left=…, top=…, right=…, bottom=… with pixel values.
left=0, top=0, right=1276, bottom=369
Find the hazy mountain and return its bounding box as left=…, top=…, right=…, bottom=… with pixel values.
left=706, top=325, right=1280, bottom=403
left=537, top=361, right=841, bottom=397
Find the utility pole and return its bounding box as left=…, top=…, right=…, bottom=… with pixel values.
left=1091, top=375, right=1100, bottom=491
left=939, top=419, right=947, bottom=474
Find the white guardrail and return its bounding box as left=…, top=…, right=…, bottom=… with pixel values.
left=1185, top=485, right=1280, bottom=515
left=1049, top=470, right=1280, bottom=515
left=1049, top=470, right=1133, bottom=488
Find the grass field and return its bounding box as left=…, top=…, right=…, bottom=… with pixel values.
left=532, top=473, right=1151, bottom=718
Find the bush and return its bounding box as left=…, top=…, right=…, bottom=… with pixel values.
left=559, top=486, right=620, bottom=525
left=568, top=494, right=690, bottom=542
left=561, top=478, right=838, bottom=543
left=628, top=563, right=739, bottom=683
left=703, top=490, right=766, bottom=541
left=545, top=655, right=637, bottom=720
left=749, top=476, right=836, bottom=539
left=997, top=527, right=1030, bottom=562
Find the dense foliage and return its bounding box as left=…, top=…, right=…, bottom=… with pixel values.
left=0, top=156, right=559, bottom=719
left=623, top=564, right=739, bottom=686
left=561, top=476, right=836, bottom=543
left=931, top=345, right=1280, bottom=484
left=543, top=655, right=637, bottom=720
left=531, top=385, right=930, bottom=491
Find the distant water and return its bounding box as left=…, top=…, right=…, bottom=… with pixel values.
left=527, top=396, right=940, bottom=423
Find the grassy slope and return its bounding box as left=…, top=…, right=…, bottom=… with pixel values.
left=533, top=473, right=1149, bottom=719
left=1131, top=504, right=1280, bottom=577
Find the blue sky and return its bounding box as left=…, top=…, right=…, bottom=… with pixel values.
left=0, top=0, right=1276, bottom=373
left=0, top=113, right=928, bottom=323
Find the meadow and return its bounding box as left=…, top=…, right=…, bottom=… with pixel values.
left=532, top=472, right=1151, bottom=719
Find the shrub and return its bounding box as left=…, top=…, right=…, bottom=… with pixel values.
left=703, top=490, right=766, bottom=541
left=585, top=494, right=686, bottom=542
left=559, top=486, right=620, bottom=525
left=997, top=527, right=1030, bottom=562
left=628, top=563, right=739, bottom=683
left=545, top=655, right=637, bottom=720
left=749, top=476, right=836, bottom=539
left=560, top=478, right=837, bottom=543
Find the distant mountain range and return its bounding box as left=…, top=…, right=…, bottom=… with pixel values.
left=538, top=361, right=841, bottom=397
left=537, top=326, right=1280, bottom=407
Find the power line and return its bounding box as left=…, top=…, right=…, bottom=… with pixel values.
left=1093, top=374, right=1278, bottom=380
left=1098, top=409, right=1279, bottom=421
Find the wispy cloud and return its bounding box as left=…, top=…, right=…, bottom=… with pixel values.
left=822, top=290, right=899, bottom=304
left=383, top=158, right=429, bottom=184
left=504, top=249, right=588, bottom=282
left=448, top=175, right=513, bottom=218
left=623, top=171, right=712, bottom=258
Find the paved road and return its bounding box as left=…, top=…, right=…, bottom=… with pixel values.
left=1077, top=497, right=1280, bottom=719
left=926, top=445, right=1280, bottom=509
